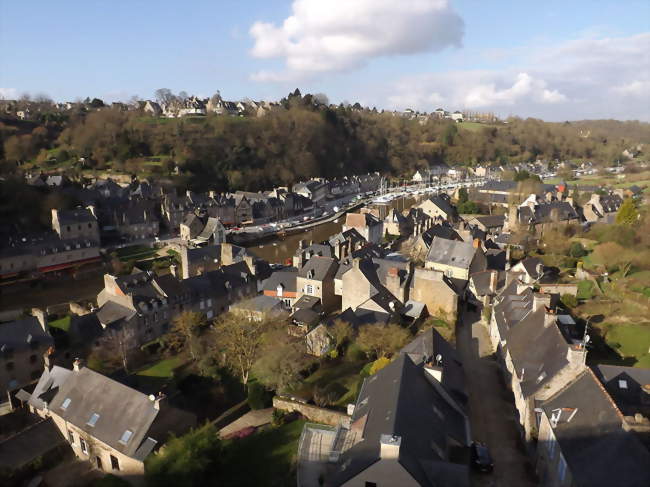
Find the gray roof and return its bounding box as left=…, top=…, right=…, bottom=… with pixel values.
left=331, top=354, right=469, bottom=487
left=298, top=256, right=338, bottom=281
left=0, top=317, right=53, bottom=352
left=96, top=300, right=136, bottom=327
left=56, top=208, right=96, bottom=225
left=29, top=365, right=72, bottom=410
left=47, top=366, right=161, bottom=459
left=425, top=237, right=476, bottom=270
left=400, top=328, right=467, bottom=406
left=420, top=224, right=462, bottom=248
left=518, top=201, right=579, bottom=224
left=541, top=371, right=650, bottom=487
left=472, top=214, right=505, bottom=229
left=592, top=364, right=650, bottom=418
left=231, top=294, right=283, bottom=313
left=262, top=269, right=298, bottom=293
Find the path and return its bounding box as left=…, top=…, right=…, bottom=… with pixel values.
left=219, top=408, right=273, bottom=438
left=456, top=308, right=538, bottom=487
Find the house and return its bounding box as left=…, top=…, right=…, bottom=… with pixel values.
left=180, top=243, right=257, bottom=279
left=411, top=223, right=462, bottom=260
left=142, top=100, right=162, bottom=116
left=160, top=193, right=187, bottom=232
left=511, top=257, right=544, bottom=284
left=383, top=208, right=412, bottom=237
left=26, top=359, right=195, bottom=477
left=592, top=364, right=650, bottom=445
left=0, top=311, right=53, bottom=399
left=409, top=268, right=460, bottom=320
left=293, top=179, right=329, bottom=203
left=514, top=195, right=580, bottom=232
left=328, top=229, right=367, bottom=260
left=325, top=353, right=470, bottom=487
left=343, top=212, right=383, bottom=244
left=296, top=256, right=339, bottom=313
left=467, top=269, right=500, bottom=309
left=467, top=215, right=505, bottom=235
left=293, top=241, right=334, bottom=268
left=412, top=170, right=423, bottom=183
left=417, top=195, right=458, bottom=223
left=180, top=213, right=225, bottom=245
left=536, top=370, right=650, bottom=487
left=51, top=208, right=100, bottom=243
left=581, top=193, right=623, bottom=224
left=424, top=237, right=486, bottom=281
left=229, top=295, right=286, bottom=321
left=262, top=268, right=298, bottom=308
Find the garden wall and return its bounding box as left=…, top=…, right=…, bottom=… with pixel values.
left=273, top=397, right=348, bottom=426
left=539, top=284, right=578, bottom=296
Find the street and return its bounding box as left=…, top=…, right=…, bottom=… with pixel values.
left=456, top=308, right=538, bottom=487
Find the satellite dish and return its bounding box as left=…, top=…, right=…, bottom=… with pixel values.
left=148, top=394, right=156, bottom=401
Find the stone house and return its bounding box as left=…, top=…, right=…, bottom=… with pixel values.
left=510, top=257, right=544, bottom=284
left=409, top=268, right=459, bottom=320
left=581, top=193, right=623, bottom=224
left=293, top=179, right=329, bottom=203
left=328, top=229, right=366, bottom=260
left=424, top=237, right=486, bottom=281
left=180, top=213, right=225, bottom=245
left=383, top=208, right=412, bottom=237
left=262, top=268, right=298, bottom=308
left=417, top=195, right=458, bottom=223
left=26, top=359, right=195, bottom=478
left=342, top=212, right=383, bottom=244
left=160, top=193, right=187, bottom=233
left=296, top=256, right=339, bottom=313
left=51, top=208, right=100, bottom=243
left=536, top=370, right=650, bottom=487
left=230, top=295, right=287, bottom=322
left=180, top=243, right=256, bottom=279
left=0, top=311, right=53, bottom=399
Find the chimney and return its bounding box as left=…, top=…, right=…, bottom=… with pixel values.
left=379, top=434, right=401, bottom=459
left=473, top=238, right=481, bottom=249
left=489, top=270, right=498, bottom=294
left=220, top=243, right=234, bottom=266
left=86, top=205, right=97, bottom=219
left=43, top=346, right=56, bottom=371
left=208, top=190, right=216, bottom=198
left=31, top=308, right=48, bottom=331
left=533, top=293, right=551, bottom=313
left=169, top=264, right=178, bottom=278
left=505, top=246, right=511, bottom=271
left=244, top=254, right=256, bottom=276
left=544, top=309, right=556, bottom=328
left=73, top=358, right=84, bottom=371
left=153, top=392, right=166, bottom=410
left=352, top=258, right=361, bottom=270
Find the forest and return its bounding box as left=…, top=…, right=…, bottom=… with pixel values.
left=1, top=91, right=649, bottom=192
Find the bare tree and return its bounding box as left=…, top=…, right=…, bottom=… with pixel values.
left=172, top=311, right=207, bottom=361
left=356, top=323, right=410, bottom=359
left=154, top=88, right=174, bottom=106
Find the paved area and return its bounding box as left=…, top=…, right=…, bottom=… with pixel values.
left=219, top=408, right=273, bottom=437
left=456, top=309, right=538, bottom=487
left=0, top=418, right=66, bottom=469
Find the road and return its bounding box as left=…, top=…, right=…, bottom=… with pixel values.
left=456, top=308, right=538, bottom=487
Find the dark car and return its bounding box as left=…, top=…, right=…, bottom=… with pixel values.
left=471, top=441, right=494, bottom=473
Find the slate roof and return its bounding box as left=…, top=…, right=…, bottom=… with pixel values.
left=472, top=214, right=506, bottom=229
left=592, top=364, right=650, bottom=418
left=231, top=295, right=283, bottom=314
left=425, top=237, right=476, bottom=270
left=331, top=354, right=469, bottom=487
left=56, top=208, right=96, bottom=225
left=400, top=328, right=468, bottom=407
left=419, top=224, right=462, bottom=249
left=425, top=195, right=457, bottom=218
left=298, top=256, right=338, bottom=281
left=0, top=317, right=53, bottom=352
left=517, top=257, right=544, bottom=280
left=541, top=370, right=650, bottom=487
left=96, top=301, right=136, bottom=327
left=470, top=270, right=496, bottom=296
left=262, top=268, right=298, bottom=293
left=478, top=180, right=517, bottom=192
left=485, top=248, right=507, bottom=271
left=518, top=201, right=579, bottom=224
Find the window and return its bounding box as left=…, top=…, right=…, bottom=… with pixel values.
left=365, top=483, right=377, bottom=487
left=207, top=299, right=212, bottom=307
left=110, top=455, right=120, bottom=471
left=61, top=398, right=72, bottom=410
left=618, top=380, right=628, bottom=389
left=96, top=456, right=103, bottom=470
left=68, top=430, right=75, bottom=445
left=80, top=438, right=88, bottom=455
left=207, top=310, right=214, bottom=319
left=306, top=284, right=314, bottom=294
left=87, top=413, right=100, bottom=427
left=119, top=430, right=133, bottom=445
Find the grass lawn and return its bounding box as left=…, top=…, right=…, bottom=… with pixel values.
left=136, top=357, right=183, bottom=378
left=577, top=281, right=594, bottom=300
left=115, top=245, right=158, bottom=262
left=458, top=121, right=500, bottom=132
left=49, top=315, right=71, bottom=332
left=220, top=419, right=305, bottom=487
left=292, top=358, right=367, bottom=407
left=600, top=323, right=650, bottom=367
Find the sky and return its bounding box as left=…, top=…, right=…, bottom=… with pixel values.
left=1, top=0, right=649, bottom=121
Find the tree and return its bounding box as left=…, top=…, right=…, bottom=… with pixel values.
left=457, top=187, right=468, bottom=204
left=154, top=88, right=174, bottom=106
left=569, top=242, right=587, bottom=258
left=252, top=327, right=308, bottom=392
left=172, top=311, right=207, bottom=361
left=457, top=200, right=479, bottom=214
left=616, top=198, right=638, bottom=226
left=356, top=323, right=410, bottom=359
left=90, top=98, right=105, bottom=108
left=145, top=424, right=222, bottom=487
left=213, top=313, right=271, bottom=385
left=330, top=319, right=354, bottom=351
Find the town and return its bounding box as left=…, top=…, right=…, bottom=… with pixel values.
left=2, top=1, right=650, bottom=486
left=1, top=132, right=649, bottom=486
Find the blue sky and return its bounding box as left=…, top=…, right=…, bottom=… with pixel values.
left=1, top=0, right=649, bottom=120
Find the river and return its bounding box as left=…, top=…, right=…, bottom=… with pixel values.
left=247, top=194, right=421, bottom=263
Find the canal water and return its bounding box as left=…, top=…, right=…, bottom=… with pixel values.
left=247, top=195, right=420, bottom=263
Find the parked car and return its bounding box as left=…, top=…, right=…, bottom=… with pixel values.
left=470, top=441, right=494, bottom=473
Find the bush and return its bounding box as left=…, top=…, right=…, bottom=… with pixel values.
left=247, top=382, right=268, bottom=410
left=271, top=409, right=286, bottom=426
left=569, top=242, right=587, bottom=258
left=369, top=357, right=391, bottom=375
left=561, top=294, right=578, bottom=309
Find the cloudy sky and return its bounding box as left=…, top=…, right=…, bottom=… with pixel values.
left=1, top=0, right=649, bottom=120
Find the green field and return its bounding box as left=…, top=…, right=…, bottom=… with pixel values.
left=291, top=358, right=367, bottom=407
left=115, top=244, right=158, bottom=262
left=458, top=121, right=501, bottom=132
left=136, top=357, right=183, bottom=378
left=220, top=419, right=305, bottom=486
left=601, top=324, right=650, bottom=367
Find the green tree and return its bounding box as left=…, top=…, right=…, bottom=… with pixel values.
left=145, top=425, right=221, bottom=487
left=616, top=198, right=638, bottom=226
left=569, top=242, right=587, bottom=258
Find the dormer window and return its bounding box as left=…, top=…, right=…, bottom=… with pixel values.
left=618, top=380, right=628, bottom=389
left=87, top=413, right=100, bottom=427
left=119, top=429, right=133, bottom=445
left=308, top=269, right=315, bottom=279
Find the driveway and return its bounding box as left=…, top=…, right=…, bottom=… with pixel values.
left=456, top=308, right=538, bottom=487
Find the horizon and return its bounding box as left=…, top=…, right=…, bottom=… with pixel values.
left=1, top=0, right=649, bottom=122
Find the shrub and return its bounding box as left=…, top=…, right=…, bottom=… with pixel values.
left=569, top=242, right=587, bottom=258
left=561, top=294, right=578, bottom=309
left=272, top=409, right=286, bottom=426
left=369, top=357, right=391, bottom=375
left=247, top=382, right=268, bottom=410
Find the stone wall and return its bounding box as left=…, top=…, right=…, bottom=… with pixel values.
left=538, top=284, right=578, bottom=296
left=273, top=396, right=348, bottom=426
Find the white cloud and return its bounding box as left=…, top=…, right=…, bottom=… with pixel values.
left=382, top=33, right=650, bottom=120
left=0, top=88, right=18, bottom=100
left=249, top=0, right=464, bottom=81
